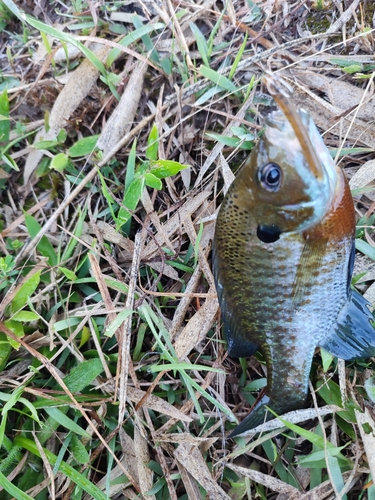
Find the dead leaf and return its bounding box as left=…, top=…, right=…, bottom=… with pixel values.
left=175, top=444, right=231, bottom=500
left=24, top=44, right=110, bottom=184
left=349, top=159, right=375, bottom=190
left=225, top=462, right=299, bottom=495
left=177, top=462, right=203, bottom=500
left=142, top=191, right=211, bottom=260
left=134, top=415, right=156, bottom=500
left=96, top=61, right=148, bottom=155
left=356, top=408, right=375, bottom=480
left=156, top=433, right=217, bottom=446
left=127, top=386, right=192, bottom=422
left=288, top=79, right=375, bottom=149
left=294, top=70, right=375, bottom=122
left=173, top=292, right=219, bottom=359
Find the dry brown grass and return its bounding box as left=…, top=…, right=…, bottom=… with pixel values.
left=1, top=0, right=375, bottom=499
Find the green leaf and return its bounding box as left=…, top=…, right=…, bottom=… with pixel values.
left=70, top=435, right=90, bottom=464
left=320, top=347, right=334, bottom=372
left=189, top=23, right=209, bottom=66
left=0, top=332, right=12, bottom=371
left=146, top=123, right=159, bottom=161
left=69, top=135, right=99, bottom=157
left=118, top=176, right=145, bottom=225
left=125, top=175, right=146, bottom=207
left=44, top=407, right=90, bottom=438
left=0, top=469, right=33, bottom=500
left=0, top=90, right=10, bottom=144
left=342, top=64, right=363, bottom=74
left=150, top=160, right=189, bottom=178
left=316, top=378, right=358, bottom=423
left=231, top=126, right=255, bottom=140
left=125, top=139, right=136, bottom=190
left=330, top=58, right=361, bottom=68
left=3, top=319, right=23, bottom=349
left=59, top=267, right=78, bottom=281
left=144, top=172, right=162, bottom=190
left=24, top=213, right=58, bottom=265
left=9, top=270, right=41, bottom=314
left=326, top=453, right=347, bottom=499
left=205, top=132, right=255, bottom=150
left=1, top=153, right=19, bottom=171
left=14, top=436, right=108, bottom=500
left=132, top=14, right=161, bottom=64
left=106, top=22, right=164, bottom=67
left=17, top=12, right=108, bottom=78
left=199, top=65, right=238, bottom=94
left=53, top=317, right=81, bottom=332
left=33, top=139, right=61, bottom=150
left=356, top=238, right=375, bottom=261
left=62, top=359, right=104, bottom=392
left=61, top=205, right=86, bottom=262
left=97, top=170, right=117, bottom=221
left=104, top=309, right=134, bottom=337
left=298, top=447, right=348, bottom=468
left=11, top=311, right=39, bottom=322
left=149, top=362, right=225, bottom=374
left=229, top=32, right=247, bottom=79
left=329, top=147, right=374, bottom=158
left=50, top=152, right=69, bottom=172
left=166, top=259, right=194, bottom=272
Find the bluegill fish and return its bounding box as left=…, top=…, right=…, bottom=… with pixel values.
left=213, top=77, right=375, bottom=437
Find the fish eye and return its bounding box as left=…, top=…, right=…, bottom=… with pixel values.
left=257, top=163, right=282, bottom=192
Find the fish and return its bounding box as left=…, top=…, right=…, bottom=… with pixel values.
left=213, top=75, right=375, bottom=437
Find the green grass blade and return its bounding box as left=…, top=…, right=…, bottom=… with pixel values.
left=44, top=407, right=90, bottom=438
left=229, top=33, right=248, bottom=79
left=200, top=65, right=237, bottom=93
left=9, top=270, right=41, bottom=315
left=356, top=238, right=375, bottom=260
left=0, top=90, right=10, bottom=143
left=0, top=469, right=33, bottom=500
left=24, top=213, right=58, bottom=266
left=190, top=23, right=210, bottom=66
left=14, top=436, right=109, bottom=500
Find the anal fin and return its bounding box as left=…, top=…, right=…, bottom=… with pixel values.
left=321, top=290, right=375, bottom=360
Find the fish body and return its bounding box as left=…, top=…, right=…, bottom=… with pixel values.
left=213, top=96, right=375, bottom=437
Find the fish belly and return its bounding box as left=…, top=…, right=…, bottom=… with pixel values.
left=214, top=220, right=353, bottom=431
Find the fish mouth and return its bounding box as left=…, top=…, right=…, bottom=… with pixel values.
left=264, top=74, right=324, bottom=182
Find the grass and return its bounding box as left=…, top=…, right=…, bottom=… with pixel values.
left=1, top=0, right=375, bottom=498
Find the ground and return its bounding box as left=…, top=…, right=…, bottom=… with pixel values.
left=0, top=0, right=375, bottom=499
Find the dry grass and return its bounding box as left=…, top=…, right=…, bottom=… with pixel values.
left=1, top=0, right=375, bottom=499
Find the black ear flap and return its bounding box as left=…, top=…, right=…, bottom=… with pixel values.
left=257, top=224, right=281, bottom=243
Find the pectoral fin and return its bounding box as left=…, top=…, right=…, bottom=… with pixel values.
left=292, top=237, right=327, bottom=309
left=220, top=299, right=258, bottom=358
left=321, top=290, right=375, bottom=360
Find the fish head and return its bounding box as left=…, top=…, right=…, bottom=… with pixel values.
left=237, top=108, right=337, bottom=239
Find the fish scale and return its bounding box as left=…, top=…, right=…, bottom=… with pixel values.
left=213, top=92, right=375, bottom=437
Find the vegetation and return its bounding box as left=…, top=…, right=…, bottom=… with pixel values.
left=0, top=0, right=375, bottom=498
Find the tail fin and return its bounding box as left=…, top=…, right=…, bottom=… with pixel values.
left=321, top=290, right=375, bottom=360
